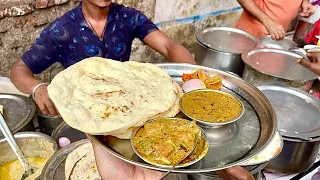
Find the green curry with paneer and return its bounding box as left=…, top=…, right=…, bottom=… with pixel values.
left=133, top=118, right=208, bottom=166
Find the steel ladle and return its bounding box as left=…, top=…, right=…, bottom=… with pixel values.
left=0, top=108, right=36, bottom=179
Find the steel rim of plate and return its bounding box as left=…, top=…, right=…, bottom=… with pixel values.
left=0, top=94, right=36, bottom=138
left=51, top=121, right=87, bottom=143
left=196, top=27, right=261, bottom=55
left=241, top=48, right=317, bottom=81
left=179, top=89, right=245, bottom=127
left=130, top=118, right=209, bottom=168
left=88, top=63, right=278, bottom=173
left=258, top=85, right=320, bottom=141
left=40, top=139, right=90, bottom=180
left=239, top=131, right=284, bottom=166
left=0, top=131, right=59, bottom=151
left=260, top=35, right=297, bottom=50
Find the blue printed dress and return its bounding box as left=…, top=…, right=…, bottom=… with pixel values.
left=22, top=3, right=159, bottom=74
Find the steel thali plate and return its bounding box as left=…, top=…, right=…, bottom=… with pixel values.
left=88, top=63, right=277, bottom=173
left=0, top=94, right=36, bottom=138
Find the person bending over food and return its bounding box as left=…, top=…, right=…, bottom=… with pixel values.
left=10, top=0, right=196, bottom=117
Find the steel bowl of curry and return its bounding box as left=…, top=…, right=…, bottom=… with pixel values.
left=131, top=117, right=209, bottom=168
left=179, top=89, right=244, bottom=128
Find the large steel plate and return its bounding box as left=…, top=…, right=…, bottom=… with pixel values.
left=0, top=93, right=36, bottom=138
left=88, top=63, right=277, bottom=173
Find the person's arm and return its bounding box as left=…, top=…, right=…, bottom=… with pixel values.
left=10, top=60, right=41, bottom=94
left=130, top=9, right=196, bottom=64
left=237, top=0, right=285, bottom=40
left=143, top=30, right=196, bottom=64
left=10, top=23, right=62, bottom=116
left=10, top=60, right=58, bottom=116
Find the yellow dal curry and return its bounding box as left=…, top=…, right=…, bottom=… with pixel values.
left=0, top=157, right=47, bottom=180
left=181, top=90, right=242, bottom=123
left=133, top=118, right=208, bottom=166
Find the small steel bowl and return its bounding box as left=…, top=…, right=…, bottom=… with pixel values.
left=179, top=89, right=245, bottom=128
left=130, top=117, right=209, bottom=168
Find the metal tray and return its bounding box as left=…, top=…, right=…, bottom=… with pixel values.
left=0, top=93, right=36, bottom=138
left=88, top=63, right=277, bottom=173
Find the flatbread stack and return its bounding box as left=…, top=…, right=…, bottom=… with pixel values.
left=48, top=57, right=183, bottom=139
left=65, top=143, right=100, bottom=180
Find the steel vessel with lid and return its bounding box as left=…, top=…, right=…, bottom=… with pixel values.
left=195, top=27, right=260, bottom=76
left=242, top=48, right=317, bottom=92
left=258, top=85, right=320, bottom=174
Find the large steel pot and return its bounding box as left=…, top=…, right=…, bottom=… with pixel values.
left=0, top=132, right=58, bottom=179
left=242, top=48, right=317, bottom=92
left=187, top=163, right=268, bottom=180
left=195, top=27, right=260, bottom=76
left=265, top=137, right=320, bottom=174
left=37, top=109, right=63, bottom=135
left=258, top=85, right=320, bottom=174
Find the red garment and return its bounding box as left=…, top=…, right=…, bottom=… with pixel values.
left=305, top=19, right=320, bottom=44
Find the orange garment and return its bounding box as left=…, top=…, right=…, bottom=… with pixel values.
left=235, top=0, right=303, bottom=37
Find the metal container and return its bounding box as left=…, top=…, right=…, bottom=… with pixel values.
left=187, top=163, right=268, bottom=180
left=266, top=138, right=320, bottom=174
left=179, top=89, right=245, bottom=128
left=293, top=18, right=315, bottom=47
left=88, top=63, right=277, bottom=173
left=0, top=93, right=36, bottom=138
left=260, top=35, right=297, bottom=50
left=258, top=85, right=320, bottom=174
left=195, top=27, right=260, bottom=76
left=51, top=121, right=86, bottom=144
left=242, top=48, right=317, bottom=92
left=41, top=139, right=189, bottom=180
left=41, top=140, right=89, bottom=180
left=130, top=118, right=209, bottom=168
left=0, top=132, right=58, bottom=179
left=37, top=109, right=63, bottom=135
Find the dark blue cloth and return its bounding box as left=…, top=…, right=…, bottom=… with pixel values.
left=22, top=3, right=159, bottom=74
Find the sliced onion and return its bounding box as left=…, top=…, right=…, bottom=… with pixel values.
left=182, top=79, right=206, bottom=93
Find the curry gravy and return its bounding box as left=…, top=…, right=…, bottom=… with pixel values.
left=181, top=90, right=242, bottom=123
